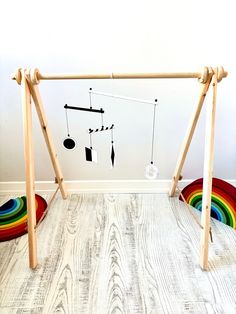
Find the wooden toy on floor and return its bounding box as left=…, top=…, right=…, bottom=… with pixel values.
left=180, top=178, right=236, bottom=229
left=0, top=194, right=47, bottom=242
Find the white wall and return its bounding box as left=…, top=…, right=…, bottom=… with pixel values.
left=0, top=0, right=236, bottom=182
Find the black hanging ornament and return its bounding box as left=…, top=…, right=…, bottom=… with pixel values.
left=111, top=128, right=115, bottom=168
left=85, top=133, right=98, bottom=163
left=63, top=105, right=76, bottom=150
left=63, top=137, right=76, bottom=150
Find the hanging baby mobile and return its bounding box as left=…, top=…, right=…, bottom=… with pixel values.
left=87, top=124, right=115, bottom=165
left=63, top=88, right=115, bottom=167
left=63, top=88, right=158, bottom=177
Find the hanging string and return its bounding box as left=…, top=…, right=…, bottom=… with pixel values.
left=111, top=128, right=114, bottom=143
left=65, top=106, right=70, bottom=137
left=101, top=112, right=104, bottom=129
left=89, top=87, right=92, bottom=109
left=90, top=133, right=93, bottom=148
left=150, top=100, right=158, bottom=164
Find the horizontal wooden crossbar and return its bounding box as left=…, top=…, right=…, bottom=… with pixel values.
left=12, top=67, right=228, bottom=85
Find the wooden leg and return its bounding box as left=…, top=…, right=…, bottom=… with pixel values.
left=169, top=72, right=213, bottom=196
left=200, top=71, right=218, bottom=270
left=26, top=74, right=67, bottom=199
left=21, top=70, right=38, bottom=269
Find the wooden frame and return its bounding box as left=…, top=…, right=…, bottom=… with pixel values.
left=12, top=66, right=227, bottom=270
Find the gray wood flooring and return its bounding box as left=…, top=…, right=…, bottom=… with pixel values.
left=1, top=193, right=236, bottom=313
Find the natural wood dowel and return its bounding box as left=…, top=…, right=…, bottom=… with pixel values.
left=25, top=75, right=67, bottom=200
left=200, top=71, right=218, bottom=270
left=169, top=72, right=213, bottom=196
left=11, top=67, right=227, bottom=85
left=38, top=72, right=202, bottom=80
left=21, top=70, right=38, bottom=269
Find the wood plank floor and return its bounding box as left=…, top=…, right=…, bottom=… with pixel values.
left=1, top=193, right=236, bottom=313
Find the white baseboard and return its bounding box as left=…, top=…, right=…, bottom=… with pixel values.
left=0, top=180, right=190, bottom=194
left=1, top=179, right=236, bottom=194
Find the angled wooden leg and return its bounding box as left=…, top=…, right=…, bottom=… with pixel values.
left=169, top=72, right=213, bottom=196
left=21, top=70, right=37, bottom=269
left=200, top=71, right=218, bottom=270
left=25, top=72, right=67, bottom=199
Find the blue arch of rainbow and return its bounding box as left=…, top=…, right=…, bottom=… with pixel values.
left=180, top=178, right=236, bottom=229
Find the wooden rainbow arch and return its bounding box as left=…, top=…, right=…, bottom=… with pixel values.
left=180, top=178, right=236, bottom=229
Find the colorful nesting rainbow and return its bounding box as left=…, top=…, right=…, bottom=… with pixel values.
left=0, top=194, right=47, bottom=242
left=180, top=178, right=236, bottom=228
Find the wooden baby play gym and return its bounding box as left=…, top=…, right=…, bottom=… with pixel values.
left=12, top=66, right=227, bottom=271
